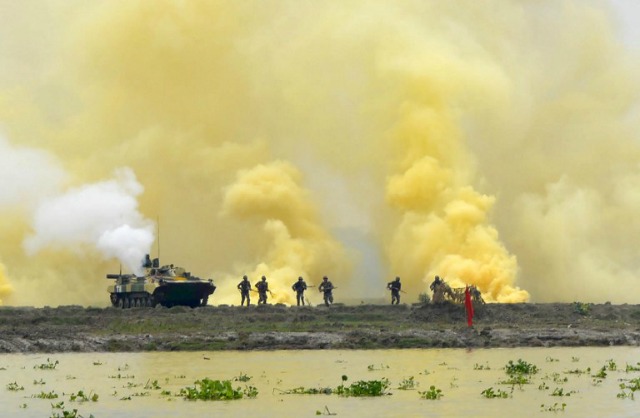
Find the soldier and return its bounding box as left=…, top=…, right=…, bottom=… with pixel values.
left=318, top=276, right=335, bottom=306
left=387, top=276, right=402, bottom=305
left=255, top=276, right=269, bottom=305
left=237, top=275, right=251, bottom=306
left=292, top=277, right=308, bottom=306
left=430, top=275, right=451, bottom=304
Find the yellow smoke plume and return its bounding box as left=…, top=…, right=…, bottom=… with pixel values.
left=1, top=1, right=640, bottom=306
left=217, top=161, right=349, bottom=305
left=0, top=262, right=13, bottom=305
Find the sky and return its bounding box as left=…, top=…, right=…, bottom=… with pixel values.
left=1, top=0, right=640, bottom=306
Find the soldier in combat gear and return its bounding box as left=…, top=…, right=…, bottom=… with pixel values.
left=387, top=276, right=402, bottom=305
left=255, top=276, right=269, bottom=305
left=318, top=276, right=335, bottom=306
left=292, top=277, right=308, bottom=306
left=237, top=275, right=251, bottom=306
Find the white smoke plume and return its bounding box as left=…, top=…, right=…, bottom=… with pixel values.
left=24, top=167, right=154, bottom=274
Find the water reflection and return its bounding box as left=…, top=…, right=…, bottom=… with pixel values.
left=0, top=347, right=638, bottom=417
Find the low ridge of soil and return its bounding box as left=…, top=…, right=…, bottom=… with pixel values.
left=1, top=302, right=639, bottom=353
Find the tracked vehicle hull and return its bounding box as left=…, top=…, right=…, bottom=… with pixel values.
left=107, top=256, right=216, bottom=308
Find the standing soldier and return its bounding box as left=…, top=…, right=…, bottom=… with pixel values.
left=318, top=276, right=335, bottom=306
left=255, top=276, right=269, bottom=305
left=387, top=276, right=402, bottom=305
left=237, top=275, right=251, bottom=306
left=292, top=277, right=308, bottom=306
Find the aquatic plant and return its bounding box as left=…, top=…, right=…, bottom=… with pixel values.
left=6, top=381, right=24, bottom=391
left=619, top=377, right=640, bottom=392
left=505, top=359, right=539, bottom=376
left=545, top=357, right=559, bottom=363
left=419, top=385, right=443, bottom=400
left=538, top=382, right=549, bottom=391
left=179, top=378, right=258, bottom=400
left=625, top=363, right=640, bottom=372
left=144, top=379, right=161, bottom=390
left=550, top=387, right=575, bottom=397
left=592, top=367, right=607, bottom=379
left=49, top=407, right=95, bottom=418
left=33, top=378, right=46, bottom=385
left=277, top=386, right=333, bottom=395
left=33, top=391, right=58, bottom=399
left=69, top=390, right=98, bottom=402
left=541, top=403, right=566, bottom=412
left=480, top=387, right=510, bottom=399
left=336, top=376, right=390, bottom=397
left=234, top=372, right=252, bottom=382
left=571, top=357, right=580, bottom=362
left=473, top=363, right=491, bottom=370
left=606, top=359, right=617, bottom=371
left=564, top=367, right=591, bottom=375
left=367, top=363, right=389, bottom=371
left=35, top=358, right=59, bottom=370
left=397, top=376, right=418, bottom=390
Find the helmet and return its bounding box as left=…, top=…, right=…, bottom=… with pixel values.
left=261, top=276, right=266, bottom=281
left=298, top=277, right=303, bottom=281
left=243, top=275, right=248, bottom=280
left=395, top=277, right=400, bottom=281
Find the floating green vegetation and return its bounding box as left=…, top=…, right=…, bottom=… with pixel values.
left=625, top=363, right=640, bottom=372
left=616, top=390, right=634, bottom=400
left=538, top=382, right=549, bottom=391
left=69, top=390, right=99, bottom=402
left=541, top=403, right=566, bottom=412
left=335, top=375, right=390, bottom=397
left=620, top=377, right=640, bottom=392
left=117, top=364, right=130, bottom=371
left=545, top=357, right=559, bottom=363
left=573, top=301, right=592, bottom=316
left=397, top=376, right=418, bottom=390
left=499, top=374, right=531, bottom=386
left=160, top=390, right=172, bottom=396
left=419, top=385, right=443, bottom=400
left=550, top=387, right=575, bottom=397
left=571, top=357, right=580, bottom=363
left=480, top=387, right=510, bottom=399
left=592, top=367, right=607, bottom=379
left=541, top=372, right=568, bottom=384
left=33, top=378, right=46, bottom=385
left=92, top=362, right=102, bottom=366
left=564, top=367, right=591, bottom=375
left=179, top=378, right=258, bottom=400
left=35, top=358, right=59, bottom=370
left=606, top=359, right=617, bottom=371
left=367, top=364, right=389, bottom=371
left=19, top=403, right=27, bottom=409
left=6, top=381, right=24, bottom=391
left=234, top=372, right=252, bottom=382
left=474, top=363, right=491, bottom=370
left=52, top=401, right=65, bottom=409
left=144, top=379, right=161, bottom=390
left=505, top=359, right=539, bottom=376
left=50, top=407, right=95, bottom=418
left=33, top=390, right=58, bottom=399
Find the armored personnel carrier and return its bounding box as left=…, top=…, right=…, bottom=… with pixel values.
left=107, top=255, right=216, bottom=308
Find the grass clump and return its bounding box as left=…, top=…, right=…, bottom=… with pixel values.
left=34, top=358, right=59, bottom=370
left=179, top=378, right=258, bottom=400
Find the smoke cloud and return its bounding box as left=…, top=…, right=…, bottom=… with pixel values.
left=1, top=1, right=640, bottom=306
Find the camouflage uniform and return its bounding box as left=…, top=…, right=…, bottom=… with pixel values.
left=255, top=276, right=269, bottom=305
left=387, top=277, right=402, bottom=305
left=318, top=276, right=334, bottom=306
left=292, top=277, right=308, bottom=306
left=237, top=276, right=251, bottom=306
left=430, top=276, right=448, bottom=304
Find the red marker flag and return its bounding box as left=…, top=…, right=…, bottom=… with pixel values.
left=464, top=286, right=474, bottom=327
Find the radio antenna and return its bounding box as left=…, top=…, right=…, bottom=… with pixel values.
left=157, top=215, right=160, bottom=262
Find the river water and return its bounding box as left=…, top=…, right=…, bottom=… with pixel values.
left=1, top=347, right=639, bottom=417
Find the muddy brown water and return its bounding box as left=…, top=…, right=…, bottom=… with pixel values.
left=1, top=347, right=639, bottom=417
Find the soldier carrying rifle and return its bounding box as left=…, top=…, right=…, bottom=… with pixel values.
left=387, top=276, right=402, bottom=305
left=318, top=276, right=335, bottom=306
left=237, top=275, right=251, bottom=306
left=255, top=276, right=270, bottom=305
left=291, top=277, right=308, bottom=306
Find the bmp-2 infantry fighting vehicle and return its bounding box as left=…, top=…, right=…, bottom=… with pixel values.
left=107, top=255, right=216, bottom=308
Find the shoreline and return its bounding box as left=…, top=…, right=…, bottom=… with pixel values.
left=1, top=303, right=639, bottom=353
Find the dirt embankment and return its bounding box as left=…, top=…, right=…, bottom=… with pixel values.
left=1, top=303, right=639, bottom=353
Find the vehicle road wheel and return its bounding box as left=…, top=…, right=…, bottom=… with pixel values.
left=117, top=297, right=124, bottom=309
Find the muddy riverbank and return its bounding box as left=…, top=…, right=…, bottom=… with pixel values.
left=1, top=302, right=639, bottom=353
